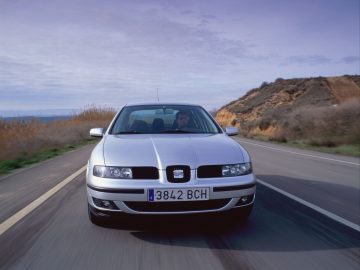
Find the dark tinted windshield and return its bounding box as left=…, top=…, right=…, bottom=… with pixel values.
left=110, top=105, right=222, bottom=134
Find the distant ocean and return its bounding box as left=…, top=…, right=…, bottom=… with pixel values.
left=1, top=115, right=73, bottom=123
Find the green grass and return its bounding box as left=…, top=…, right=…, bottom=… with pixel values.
left=0, top=139, right=97, bottom=175
left=245, top=136, right=360, bottom=157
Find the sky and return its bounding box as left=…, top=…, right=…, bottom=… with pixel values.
left=0, top=0, right=359, bottom=113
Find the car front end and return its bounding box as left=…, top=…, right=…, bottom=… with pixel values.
left=86, top=104, right=256, bottom=224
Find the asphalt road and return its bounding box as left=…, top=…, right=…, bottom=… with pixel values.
left=0, top=139, right=359, bottom=270
left=234, top=138, right=360, bottom=225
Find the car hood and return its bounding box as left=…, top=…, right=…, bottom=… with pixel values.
left=103, top=134, right=245, bottom=169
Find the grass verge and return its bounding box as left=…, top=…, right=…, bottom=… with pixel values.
left=0, top=138, right=97, bottom=175
left=247, top=136, right=360, bottom=157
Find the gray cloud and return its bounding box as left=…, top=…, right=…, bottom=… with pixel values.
left=0, top=0, right=359, bottom=111
left=339, top=56, right=360, bottom=64
left=282, top=55, right=333, bottom=65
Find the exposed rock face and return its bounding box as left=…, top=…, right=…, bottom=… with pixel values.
left=327, top=76, right=360, bottom=102
left=215, top=108, right=237, bottom=128
left=215, top=75, right=360, bottom=139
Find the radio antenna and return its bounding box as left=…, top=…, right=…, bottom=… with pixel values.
left=157, top=88, right=160, bottom=102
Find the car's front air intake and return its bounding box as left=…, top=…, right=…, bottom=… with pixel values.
left=123, top=199, right=231, bottom=212
left=197, top=165, right=222, bottom=178
left=132, top=167, right=159, bottom=179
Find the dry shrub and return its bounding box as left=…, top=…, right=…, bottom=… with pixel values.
left=282, top=98, right=360, bottom=145
left=268, top=130, right=288, bottom=143
left=0, top=106, right=116, bottom=161
left=238, top=98, right=360, bottom=146
left=0, top=119, right=43, bottom=160
left=238, top=120, right=255, bottom=137
left=72, top=105, right=116, bottom=121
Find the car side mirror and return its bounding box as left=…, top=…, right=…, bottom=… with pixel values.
left=225, top=126, right=238, bottom=136
left=90, top=128, right=104, bottom=138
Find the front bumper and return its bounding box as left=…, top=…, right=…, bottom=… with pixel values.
left=86, top=173, right=256, bottom=215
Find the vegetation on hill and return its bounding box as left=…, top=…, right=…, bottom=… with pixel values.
left=216, top=75, right=360, bottom=156
left=0, top=106, right=116, bottom=174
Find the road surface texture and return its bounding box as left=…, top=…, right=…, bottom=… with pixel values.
left=0, top=139, right=359, bottom=270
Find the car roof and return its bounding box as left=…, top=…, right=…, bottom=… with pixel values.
left=124, top=102, right=202, bottom=107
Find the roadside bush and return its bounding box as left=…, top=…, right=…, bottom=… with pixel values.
left=308, top=138, right=337, bottom=147
left=260, top=81, right=269, bottom=88
left=282, top=98, right=360, bottom=144
left=72, top=105, right=116, bottom=121
left=237, top=98, right=360, bottom=148
left=0, top=106, right=116, bottom=161
left=268, top=130, right=288, bottom=143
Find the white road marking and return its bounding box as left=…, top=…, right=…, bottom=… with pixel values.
left=257, top=178, right=360, bottom=232
left=237, top=139, right=360, bottom=166
left=0, top=165, right=87, bottom=236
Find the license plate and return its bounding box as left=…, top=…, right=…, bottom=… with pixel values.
left=148, top=188, right=209, bottom=202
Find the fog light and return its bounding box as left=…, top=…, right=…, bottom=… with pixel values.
left=235, top=194, right=254, bottom=206
left=241, top=196, right=249, bottom=203
left=92, top=197, right=118, bottom=209
left=102, top=200, right=112, bottom=208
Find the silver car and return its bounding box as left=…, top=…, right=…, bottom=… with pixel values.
left=86, top=103, right=256, bottom=225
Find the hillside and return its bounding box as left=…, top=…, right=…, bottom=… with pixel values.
left=215, top=75, right=360, bottom=147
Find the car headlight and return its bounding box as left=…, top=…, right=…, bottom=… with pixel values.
left=222, top=163, right=252, bottom=177
left=93, top=166, right=133, bottom=179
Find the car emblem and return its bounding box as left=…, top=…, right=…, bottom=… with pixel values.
left=173, top=169, right=184, bottom=179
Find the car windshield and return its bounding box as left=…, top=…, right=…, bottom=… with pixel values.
left=110, top=105, right=222, bottom=134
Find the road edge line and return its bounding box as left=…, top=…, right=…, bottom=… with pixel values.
left=257, top=178, right=360, bottom=232
left=236, top=139, right=359, bottom=166
left=0, top=165, right=87, bottom=237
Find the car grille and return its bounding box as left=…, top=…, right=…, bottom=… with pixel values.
left=166, top=165, right=191, bottom=183
left=123, top=199, right=231, bottom=212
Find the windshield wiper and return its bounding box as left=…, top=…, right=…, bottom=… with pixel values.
left=113, top=131, right=145, bottom=134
